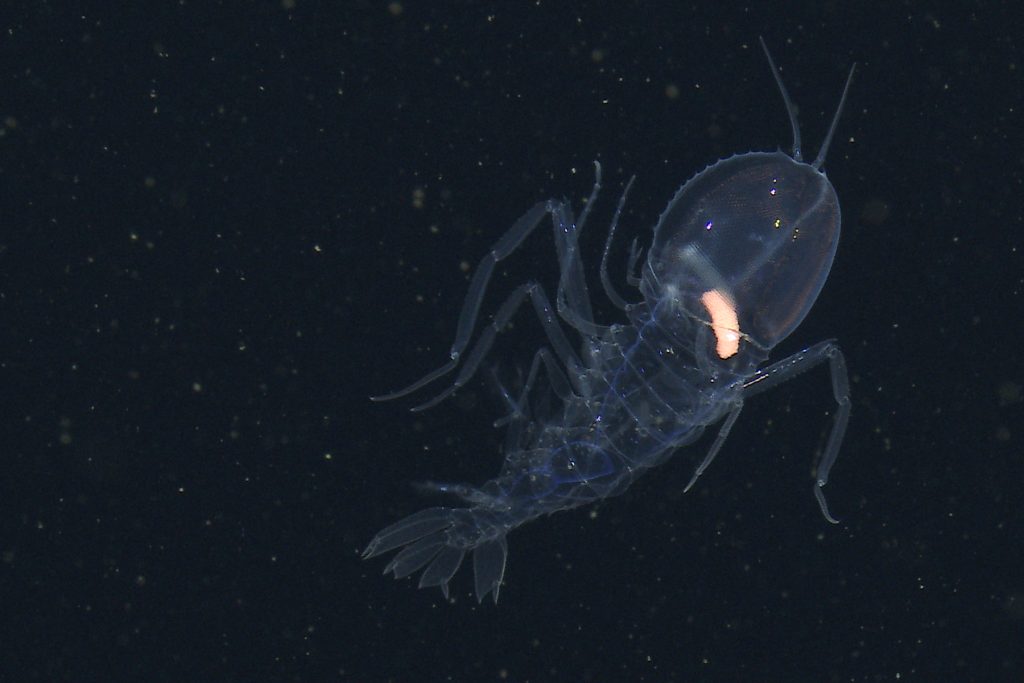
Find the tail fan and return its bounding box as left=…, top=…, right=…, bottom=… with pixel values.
left=363, top=507, right=508, bottom=603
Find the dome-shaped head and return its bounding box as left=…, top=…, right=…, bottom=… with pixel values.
left=641, top=39, right=853, bottom=361
left=642, top=152, right=840, bottom=356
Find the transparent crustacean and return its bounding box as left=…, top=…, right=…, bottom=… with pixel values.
left=364, top=39, right=855, bottom=603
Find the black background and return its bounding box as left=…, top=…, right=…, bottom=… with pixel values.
left=1, top=1, right=1021, bottom=681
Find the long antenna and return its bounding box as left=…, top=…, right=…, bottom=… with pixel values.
left=812, top=61, right=856, bottom=170
left=759, top=36, right=802, bottom=162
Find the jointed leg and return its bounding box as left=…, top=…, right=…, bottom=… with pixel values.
left=600, top=175, right=637, bottom=311
left=683, top=401, right=743, bottom=493
left=743, top=340, right=850, bottom=523
left=409, top=281, right=583, bottom=411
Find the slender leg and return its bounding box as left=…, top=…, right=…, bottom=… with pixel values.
left=493, top=347, right=576, bottom=428
left=409, top=281, right=583, bottom=411
left=683, top=401, right=743, bottom=492
left=371, top=201, right=553, bottom=402
left=373, top=165, right=608, bottom=404
left=600, top=175, right=637, bottom=311
left=552, top=205, right=600, bottom=336
left=625, top=238, right=643, bottom=288
left=490, top=365, right=522, bottom=424
left=743, top=340, right=850, bottom=523
left=574, top=161, right=602, bottom=241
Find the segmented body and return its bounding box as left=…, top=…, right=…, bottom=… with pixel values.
left=487, top=307, right=750, bottom=517
left=364, top=42, right=855, bottom=603
left=363, top=266, right=768, bottom=603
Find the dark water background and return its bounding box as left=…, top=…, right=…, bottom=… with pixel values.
left=2, top=2, right=1020, bottom=681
